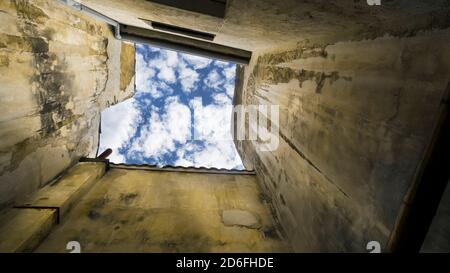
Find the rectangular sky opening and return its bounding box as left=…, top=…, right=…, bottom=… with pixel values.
left=98, top=43, right=244, bottom=170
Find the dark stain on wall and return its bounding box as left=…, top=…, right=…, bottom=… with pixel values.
left=0, top=34, right=48, bottom=53
left=88, top=209, right=101, bottom=220
left=253, top=63, right=351, bottom=94
left=13, top=0, right=49, bottom=24
left=11, top=1, right=75, bottom=137
left=0, top=55, right=9, bottom=67
left=33, top=53, right=74, bottom=137
left=120, top=193, right=139, bottom=205
left=258, top=43, right=329, bottom=65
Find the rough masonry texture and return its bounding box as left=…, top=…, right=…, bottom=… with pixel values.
left=0, top=0, right=135, bottom=209
left=35, top=166, right=288, bottom=252
left=232, top=14, right=450, bottom=253
left=234, top=32, right=450, bottom=251
left=0, top=0, right=449, bottom=253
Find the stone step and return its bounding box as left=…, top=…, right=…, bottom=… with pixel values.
left=0, top=161, right=106, bottom=252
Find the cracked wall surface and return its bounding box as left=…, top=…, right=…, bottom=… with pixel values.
left=234, top=28, right=450, bottom=252
left=0, top=0, right=135, bottom=209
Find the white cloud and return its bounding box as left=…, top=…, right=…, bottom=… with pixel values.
left=135, top=52, right=155, bottom=92
left=150, top=50, right=179, bottom=85
left=222, top=65, right=236, bottom=98
left=136, top=44, right=160, bottom=53
left=99, top=98, right=140, bottom=163
left=182, top=54, right=212, bottom=69
left=178, top=62, right=199, bottom=93
left=212, top=93, right=232, bottom=105
left=203, top=69, right=224, bottom=90
left=213, top=60, right=229, bottom=68
left=145, top=49, right=201, bottom=93
left=173, top=97, right=243, bottom=169
left=203, top=65, right=236, bottom=96
left=157, top=65, right=176, bottom=83
left=164, top=50, right=179, bottom=66
left=191, top=97, right=232, bottom=141
left=129, top=96, right=191, bottom=162
left=224, top=83, right=235, bottom=98
left=120, top=94, right=243, bottom=169
left=102, top=45, right=243, bottom=169
left=175, top=140, right=243, bottom=169
left=146, top=81, right=174, bottom=99
left=222, top=66, right=236, bottom=81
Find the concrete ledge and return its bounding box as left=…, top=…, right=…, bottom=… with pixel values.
left=0, top=162, right=106, bottom=252
left=0, top=208, right=57, bottom=253
left=16, top=162, right=106, bottom=219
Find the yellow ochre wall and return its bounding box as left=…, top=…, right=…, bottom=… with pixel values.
left=34, top=164, right=289, bottom=252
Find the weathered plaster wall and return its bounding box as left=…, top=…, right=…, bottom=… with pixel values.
left=0, top=0, right=135, bottom=209
left=81, top=0, right=450, bottom=51
left=0, top=161, right=106, bottom=252
left=234, top=29, right=450, bottom=252
left=1, top=0, right=447, bottom=253
left=36, top=167, right=289, bottom=252
left=73, top=0, right=450, bottom=252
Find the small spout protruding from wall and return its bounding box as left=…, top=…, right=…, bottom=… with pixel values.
left=97, top=148, right=112, bottom=159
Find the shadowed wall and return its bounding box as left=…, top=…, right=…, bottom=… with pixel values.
left=0, top=0, right=135, bottom=209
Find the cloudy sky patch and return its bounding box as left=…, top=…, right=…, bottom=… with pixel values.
left=99, top=44, right=244, bottom=170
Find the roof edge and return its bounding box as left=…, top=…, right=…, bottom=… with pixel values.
left=109, top=163, right=255, bottom=175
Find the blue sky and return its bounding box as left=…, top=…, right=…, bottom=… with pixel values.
left=99, top=43, right=244, bottom=169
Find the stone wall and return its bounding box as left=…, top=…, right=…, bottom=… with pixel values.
left=0, top=0, right=135, bottom=209
left=35, top=166, right=289, bottom=252
left=1, top=0, right=448, bottom=252
left=81, top=0, right=450, bottom=51
left=234, top=29, right=450, bottom=251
